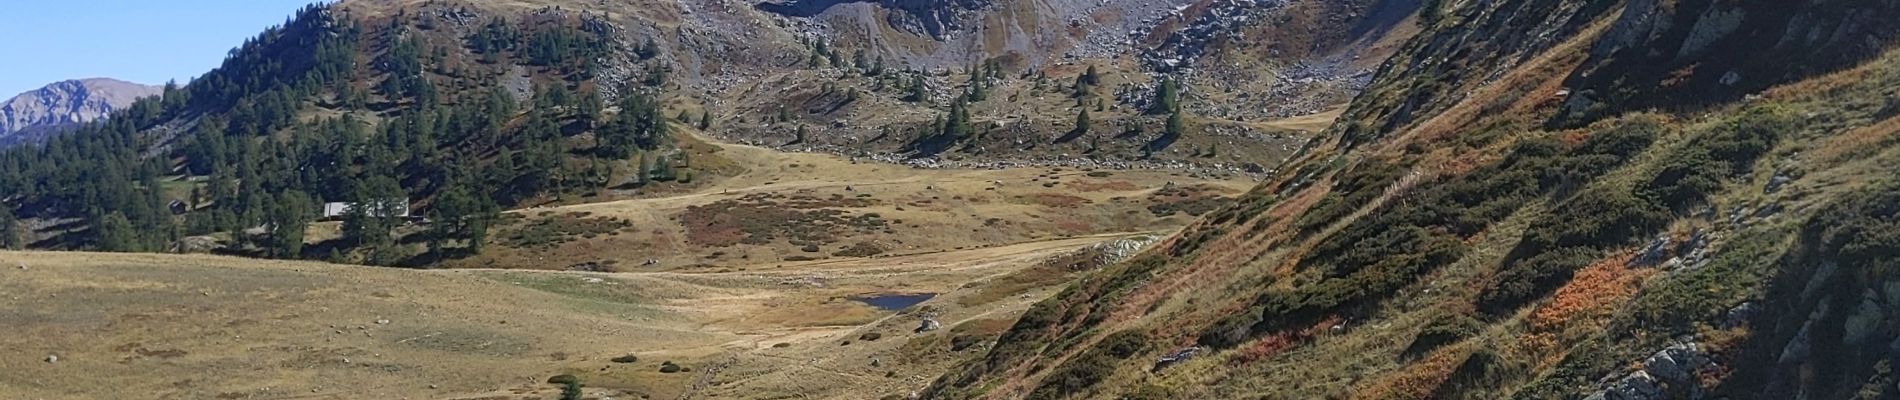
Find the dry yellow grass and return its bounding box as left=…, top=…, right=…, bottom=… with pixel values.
left=0, top=252, right=726, bottom=399
left=1258, top=107, right=1347, bottom=133
left=0, top=230, right=1136, bottom=400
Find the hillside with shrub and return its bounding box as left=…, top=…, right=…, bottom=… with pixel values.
left=925, top=0, right=1900, bottom=398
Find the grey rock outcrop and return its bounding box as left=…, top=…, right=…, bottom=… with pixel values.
left=756, top=0, right=992, bottom=39
left=915, top=318, right=941, bottom=333
left=0, top=78, right=162, bottom=147
left=1642, top=342, right=1708, bottom=383
left=1586, top=339, right=1713, bottom=400
left=1152, top=346, right=1203, bottom=372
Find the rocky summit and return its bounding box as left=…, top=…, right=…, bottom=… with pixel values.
left=0, top=78, right=161, bottom=147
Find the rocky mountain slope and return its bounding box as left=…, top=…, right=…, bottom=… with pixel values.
left=0, top=0, right=1418, bottom=256
left=924, top=0, right=1900, bottom=399
left=0, top=78, right=161, bottom=147
left=27, top=0, right=1900, bottom=398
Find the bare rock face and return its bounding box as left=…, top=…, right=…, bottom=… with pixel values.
left=1558, top=0, right=1900, bottom=124
left=877, top=0, right=991, bottom=38
left=0, top=78, right=162, bottom=146
left=756, top=0, right=992, bottom=39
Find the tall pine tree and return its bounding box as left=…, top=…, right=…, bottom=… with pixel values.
left=0, top=206, right=22, bottom=250
left=265, top=191, right=313, bottom=259
left=1150, top=77, right=1181, bottom=115
left=93, top=212, right=139, bottom=252
left=1075, top=108, right=1091, bottom=135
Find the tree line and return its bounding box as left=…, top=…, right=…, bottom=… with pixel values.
left=0, top=4, right=677, bottom=266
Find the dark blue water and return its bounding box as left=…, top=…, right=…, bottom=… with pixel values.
left=852, top=293, right=936, bottom=311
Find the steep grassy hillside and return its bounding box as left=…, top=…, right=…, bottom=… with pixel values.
left=925, top=0, right=1900, bottom=398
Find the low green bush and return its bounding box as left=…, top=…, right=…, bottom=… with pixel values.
left=1403, top=311, right=1484, bottom=359
left=1644, top=106, right=1791, bottom=209
left=1026, top=330, right=1148, bottom=400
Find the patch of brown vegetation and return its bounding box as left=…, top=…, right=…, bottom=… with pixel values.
left=1527, top=252, right=1646, bottom=334
left=1517, top=251, right=1651, bottom=366
left=1227, top=316, right=1338, bottom=366
left=496, top=212, right=634, bottom=250
left=1146, top=184, right=1232, bottom=217
left=957, top=243, right=1111, bottom=306
left=833, top=241, right=889, bottom=257
left=1349, top=345, right=1470, bottom=400
left=1051, top=217, right=1095, bottom=235
left=1066, top=180, right=1141, bottom=192
left=1020, top=193, right=1093, bottom=209
left=1812, top=114, right=1900, bottom=167
left=678, top=193, right=888, bottom=247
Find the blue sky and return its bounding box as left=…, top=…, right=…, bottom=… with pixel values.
left=0, top=0, right=320, bottom=96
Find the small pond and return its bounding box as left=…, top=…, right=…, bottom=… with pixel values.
left=851, top=293, right=937, bottom=311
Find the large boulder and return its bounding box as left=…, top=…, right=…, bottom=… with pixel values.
left=1605, top=370, right=1664, bottom=400
left=1722, top=301, right=1758, bottom=329
left=1642, top=341, right=1706, bottom=383
left=915, top=318, right=941, bottom=333
left=1151, top=346, right=1203, bottom=372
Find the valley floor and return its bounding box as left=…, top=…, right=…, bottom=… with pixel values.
left=1, top=133, right=1253, bottom=399
left=0, top=235, right=1117, bottom=399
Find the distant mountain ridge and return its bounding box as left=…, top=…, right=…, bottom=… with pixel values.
left=0, top=78, right=162, bottom=146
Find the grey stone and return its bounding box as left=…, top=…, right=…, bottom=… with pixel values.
left=1843, top=290, right=1884, bottom=344
left=1635, top=234, right=1672, bottom=266
left=1765, top=174, right=1792, bottom=193
left=915, top=318, right=941, bottom=333
left=1679, top=6, right=1745, bottom=58
left=1642, top=342, right=1705, bottom=383
left=1780, top=321, right=1815, bottom=364
left=1723, top=301, right=1758, bottom=328
left=1609, top=370, right=1663, bottom=400
left=1152, top=347, right=1203, bottom=372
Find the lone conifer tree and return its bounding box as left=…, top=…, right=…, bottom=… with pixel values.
left=560, top=380, right=583, bottom=400
left=906, top=75, right=928, bottom=102
left=0, top=206, right=22, bottom=250
left=1150, top=77, right=1181, bottom=115
left=1075, top=108, right=1091, bottom=134
left=1166, top=109, right=1186, bottom=137
left=265, top=191, right=313, bottom=259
